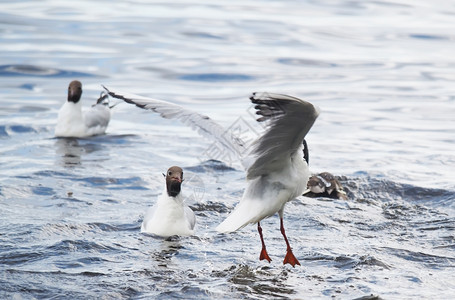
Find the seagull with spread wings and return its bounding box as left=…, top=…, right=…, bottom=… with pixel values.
left=104, top=87, right=319, bottom=266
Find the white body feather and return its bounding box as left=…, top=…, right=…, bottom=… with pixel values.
left=216, top=144, right=309, bottom=232
left=55, top=101, right=110, bottom=138
left=141, top=187, right=196, bottom=237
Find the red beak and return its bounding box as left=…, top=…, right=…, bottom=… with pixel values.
left=171, top=176, right=182, bottom=183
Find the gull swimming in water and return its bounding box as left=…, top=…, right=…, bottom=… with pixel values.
left=55, top=80, right=111, bottom=138
left=141, top=166, right=196, bottom=237
left=103, top=87, right=319, bottom=266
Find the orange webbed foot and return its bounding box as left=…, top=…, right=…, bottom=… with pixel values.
left=283, top=249, right=301, bottom=267
left=259, top=248, right=272, bottom=263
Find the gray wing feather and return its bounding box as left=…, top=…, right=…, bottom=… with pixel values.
left=84, top=104, right=110, bottom=129
left=103, top=86, right=245, bottom=159
left=246, top=92, right=320, bottom=179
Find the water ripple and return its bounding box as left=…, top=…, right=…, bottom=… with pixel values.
left=0, top=64, right=94, bottom=77
left=179, top=73, right=254, bottom=82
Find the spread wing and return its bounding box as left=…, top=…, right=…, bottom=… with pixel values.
left=103, top=86, right=246, bottom=160
left=246, top=92, right=320, bottom=179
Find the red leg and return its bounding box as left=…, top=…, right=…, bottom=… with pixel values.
left=280, top=217, right=301, bottom=267
left=257, top=222, right=271, bottom=263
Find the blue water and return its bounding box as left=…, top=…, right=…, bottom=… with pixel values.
left=1, top=0, right=455, bottom=299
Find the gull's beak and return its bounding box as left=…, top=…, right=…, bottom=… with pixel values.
left=171, top=176, right=182, bottom=183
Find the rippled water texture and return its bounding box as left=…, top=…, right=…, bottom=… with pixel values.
left=1, top=0, right=454, bottom=299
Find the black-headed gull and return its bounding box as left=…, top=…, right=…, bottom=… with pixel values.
left=216, top=93, right=319, bottom=267
left=103, top=87, right=319, bottom=266
left=55, top=80, right=111, bottom=138
left=141, top=166, right=196, bottom=237
left=303, top=172, right=348, bottom=200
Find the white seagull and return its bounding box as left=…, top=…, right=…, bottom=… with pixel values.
left=103, top=87, right=319, bottom=266
left=141, top=166, right=196, bottom=237
left=55, top=80, right=111, bottom=138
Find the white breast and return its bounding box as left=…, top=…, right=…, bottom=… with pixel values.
left=141, top=192, right=195, bottom=237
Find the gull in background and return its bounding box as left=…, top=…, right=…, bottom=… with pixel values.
left=141, top=166, right=196, bottom=237
left=304, top=172, right=348, bottom=200
left=55, top=80, right=111, bottom=138
left=103, top=87, right=319, bottom=266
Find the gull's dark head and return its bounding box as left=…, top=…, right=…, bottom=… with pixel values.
left=165, top=166, right=183, bottom=197
left=68, top=80, right=82, bottom=103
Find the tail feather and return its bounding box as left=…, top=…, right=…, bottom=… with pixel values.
left=216, top=210, right=250, bottom=233
left=216, top=199, right=271, bottom=233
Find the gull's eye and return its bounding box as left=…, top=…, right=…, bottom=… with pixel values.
left=168, top=171, right=172, bottom=176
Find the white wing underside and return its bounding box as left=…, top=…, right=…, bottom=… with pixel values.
left=103, top=88, right=318, bottom=175
left=103, top=86, right=246, bottom=163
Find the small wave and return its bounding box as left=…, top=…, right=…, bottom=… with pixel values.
left=277, top=58, right=337, bottom=68
left=0, top=64, right=94, bottom=78
left=39, top=222, right=128, bottom=238
left=0, top=125, right=8, bottom=138
left=84, top=134, right=140, bottom=145
left=33, top=170, right=73, bottom=178
left=186, top=159, right=237, bottom=173
left=334, top=254, right=390, bottom=270
left=179, top=73, right=254, bottom=82
left=31, top=186, right=55, bottom=196
left=0, top=125, right=37, bottom=138
left=19, top=106, right=49, bottom=113
left=18, top=83, right=36, bottom=90
left=190, top=201, right=230, bottom=213
left=0, top=249, right=45, bottom=266
left=223, top=264, right=296, bottom=297
left=409, top=34, right=449, bottom=40
left=72, top=175, right=145, bottom=189
left=48, top=240, right=117, bottom=253
left=340, top=176, right=455, bottom=206
left=382, top=247, right=455, bottom=269
left=353, top=295, right=383, bottom=300
left=305, top=252, right=390, bottom=270
left=182, top=31, right=225, bottom=40
left=413, top=218, right=455, bottom=232
left=158, top=285, right=212, bottom=299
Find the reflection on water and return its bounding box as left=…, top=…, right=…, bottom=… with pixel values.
left=153, top=237, right=185, bottom=264
left=54, top=138, right=103, bottom=167
left=54, top=134, right=138, bottom=167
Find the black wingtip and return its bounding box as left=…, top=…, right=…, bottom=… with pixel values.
left=96, top=91, right=109, bottom=105
left=102, top=85, right=117, bottom=98
left=102, top=87, right=148, bottom=110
